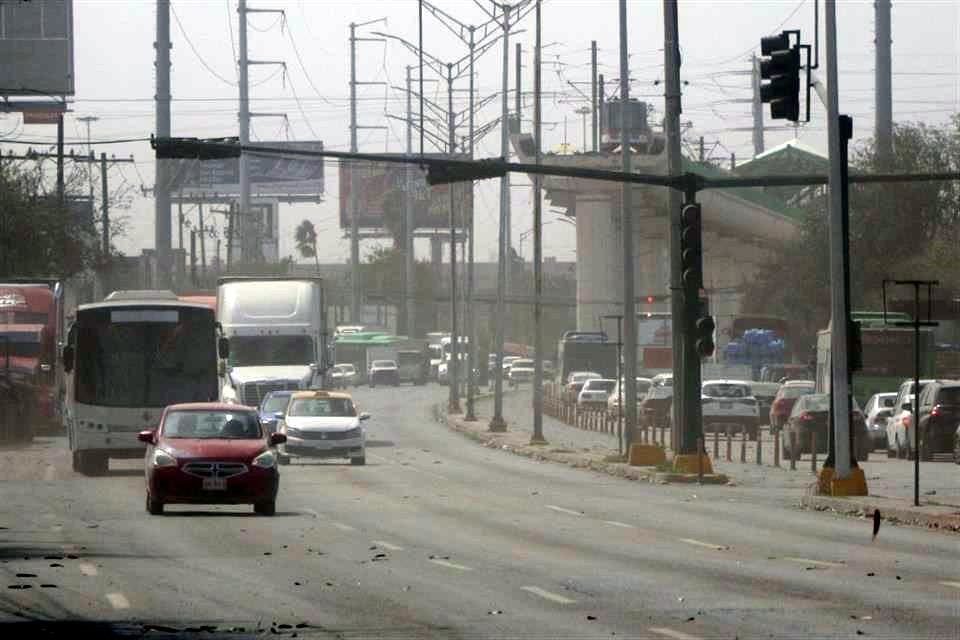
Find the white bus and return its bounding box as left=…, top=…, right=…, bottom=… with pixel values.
left=62, top=291, right=224, bottom=475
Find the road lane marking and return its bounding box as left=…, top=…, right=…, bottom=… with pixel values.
left=521, top=586, right=576, bottom=604
left=679, top=538, right=728, bottom=551
left=78, top=563, right=98, bottom=576
left=428, top=558, right=473, bottom=571
left=105, top=593, right=130, bottom=610
left=649, top=627, right=703, bottom=640
left=603, top=520, right=636, bottom=529
left=940, top=581, right=960, bottom=589
left=372, top=540, right=404, bottom=551
left=545, top=505, right=583, bottom=516
left=784, top=557, right=844, bottom=568
left=331, top=522, right=356, bottom=532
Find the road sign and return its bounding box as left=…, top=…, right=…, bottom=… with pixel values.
left=22, top=109, right=62, bottom=125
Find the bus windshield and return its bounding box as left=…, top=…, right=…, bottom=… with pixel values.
left=75, top=306, right=218, bottom=408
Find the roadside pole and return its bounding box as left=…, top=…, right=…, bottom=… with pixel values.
left=530, top=0, right=546, bottom=445
left=465, top=26, right=478, bottom=422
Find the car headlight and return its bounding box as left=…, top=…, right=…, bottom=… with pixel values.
left=151, top=449, right=177, bottom=468
left=252, top=450, right=277, bottom=468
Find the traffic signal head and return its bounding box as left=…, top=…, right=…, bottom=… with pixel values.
left=680, top=203, right=703, bottom=291
left=758, top=31, right=802, bottom=123
left=695, top=315, right=716, bottom=359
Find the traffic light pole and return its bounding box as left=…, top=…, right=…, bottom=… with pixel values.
left=679, top=189, right=703, bottom=460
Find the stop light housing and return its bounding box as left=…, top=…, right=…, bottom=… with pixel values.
left=695, top=315, right=716, bottom=359
left=151, top=136, right=241, bottom=159
left=679, top=203, right=703, bottom=291
left=759, top=31, right=801, bottom=122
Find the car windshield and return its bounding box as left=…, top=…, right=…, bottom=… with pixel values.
left=584, top=379, right=616, bottom=392
left=572, top=372, right=600, bottom=382
left=937, top=387, right=960, bottom=404
left=163, top=410, right=261, bottom=439
left=703, top=383, right=750, bottom=398
left=261, top=395, right=290, bottom=414
left=287, top=397, right=357, bottom=417
left=512, top=359, right=534, bottom=368
left=372, top=360, right=396, bottom=368
left=879, top=395, right=897, bottom=408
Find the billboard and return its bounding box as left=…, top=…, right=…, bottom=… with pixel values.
left=169, top=141, right=324, bottom=197
left=0, top=0, right=75, bottom=96
left=338, top=156, right=473, bottom=232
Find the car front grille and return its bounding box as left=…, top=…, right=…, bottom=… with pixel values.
left=239, top=381, right=299, bottom=406
left=290, top=427, right=361, bottom=441
left=182, top=462, right=248, bottom=479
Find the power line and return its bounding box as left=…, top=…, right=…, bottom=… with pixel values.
left=171, top=3, right=237, bottom=87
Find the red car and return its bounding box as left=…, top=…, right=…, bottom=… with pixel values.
left=768, top=380, right=815, bottom=431
left=138, top=402, right=286, bottom=516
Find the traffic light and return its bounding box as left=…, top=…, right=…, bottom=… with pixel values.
left=848, top=320, right=863, bottom=372
left=679, top=203, right=703, bottom=291
left=426, top=158, right=506, bottom=185
left=695, top=315, right=716, bottom=359
left=759, top=31, right=801, bottom=122
left=151, top=135, right=240, bottom=159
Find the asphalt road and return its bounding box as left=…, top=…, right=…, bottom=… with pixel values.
left=1, top=384, right=958, bottom=639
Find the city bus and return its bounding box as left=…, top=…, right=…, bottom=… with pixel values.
left=62, top=290, right=224, bottom=475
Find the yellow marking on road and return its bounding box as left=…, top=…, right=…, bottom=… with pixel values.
left=784, top=557, right=844, bottom=568
left=940, top=581, right=960, bottom=589
left=679, top=538, right=728, bottom=551
left=331, top=522, right=356, bottom=532
left=428, top=558, right=473, bottom=571
left=545, top=505, right=583, bottom=516
left=372, top=540, right=404, bottom=551
left=649, top=627, right=703, bottom=640
left=105, top=593, right=130, bottom=609
left=521, top=586, right=576, bottom=604
left=78, top=563, right=98, bottom=576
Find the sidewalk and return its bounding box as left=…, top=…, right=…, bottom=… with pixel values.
left=800, top=494, right=960, bottom=533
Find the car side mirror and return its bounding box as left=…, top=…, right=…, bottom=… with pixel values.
left=359, top=412, right=370, bottom=421
left=269, top=432, right=287, bottom=446
left=218, top=337, right=230, bottom=359
left=62, top=345, right=74, bottom=373
left=137, top=429, right=156, bottom=444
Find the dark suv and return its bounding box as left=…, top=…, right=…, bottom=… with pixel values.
left=916, top=380, right=960, bottom=460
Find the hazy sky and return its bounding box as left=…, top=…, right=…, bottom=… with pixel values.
left=2, top=0, right=959, bottom=264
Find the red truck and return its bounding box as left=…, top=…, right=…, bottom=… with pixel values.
left=0, top=280, right=64, bottom=440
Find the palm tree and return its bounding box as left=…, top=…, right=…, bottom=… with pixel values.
left=294, top=219, right=320, bottom=273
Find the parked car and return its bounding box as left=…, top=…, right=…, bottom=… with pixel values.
left=915, top=380, right=960, bottom=460
left=258, top=390, right=294, bottom=434
left=368, top=359, right=399, bottom=387
left=701, top=380, right=760, bottom=439
left=640, top=375, right=673, bottom=430
left=508, top=358, right=535, bottom=385
left=885, top=379, right=936, bottom=459
left=768, top=380, right=815, bottom=431
left=577, top=378, right=617, bottom=409
left=607, top=377, right=653, bottom=417
left=565, top=371, right=602, bottom=397
left=278, top=390, right=369, bottom=466
left=759, top=364, right=813, bottom=383
left=138, top=402, right=286, bottom=516
left=863, top=392, right=897, bottom=450
left=749, top=382, right=781, bottom=427
left=782, top=393, right=869, bottom=461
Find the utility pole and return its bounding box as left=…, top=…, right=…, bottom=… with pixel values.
left=198, top=200, right=207, bottom=278
left=78, top=116, right=99, bottom=206
left=466, top=26, right=478, bottom=421
left=875, top=0, right=893, bottom=165
left=226, top=202, right=235, bottom=267
left=530, top=0, right=546, bottom=445
left=591, top=40, right=598, bottom=152
left=155, top=0, right=172, bottom=286
left=100, top=152, right=109, bottom=255
left=619, top=0, right=638, bottom=454
left=177, top=196, right=185, bottom=251
left=447, top=62, right=462, bottom=414
left=515, top=42, right=522, bottom=127
left=405, top=65, right=416, bottom=338
left=598, top=74, right=605, bottom=147
left=663, top=0, right=689, bottom=455
left=751, top=53, right=765, bottom=157
left=698, top=135, right=705, bottom=163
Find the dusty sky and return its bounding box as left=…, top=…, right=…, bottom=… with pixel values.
left=2, top=0, right=959, bottom=264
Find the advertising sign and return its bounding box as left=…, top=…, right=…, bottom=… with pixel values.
left=338, top=156, right=473, bottom=232
left=169, top=141, right=324, bottom=197
left=0, top=0, right=75, bottom=96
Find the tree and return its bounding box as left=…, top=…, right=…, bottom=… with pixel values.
left=294, top=219, right=321, bottom=273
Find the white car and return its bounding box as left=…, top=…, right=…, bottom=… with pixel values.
left=508, top=358, right=535, bottom=385
left=863, top=391, right=897, bottom=450
left=278, top=390, right=369, bottom=466
left=607, top=377, right=653, bottom=416
left=577, top=378, right=617, bottom=408
left=329, top=363, right=356, bottom=388
left=701, top=379, right=760, bottom=439
left=886, top=379, right=936, bottom=459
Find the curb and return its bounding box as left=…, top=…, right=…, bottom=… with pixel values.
left=800, top=494, right=960, bottom=533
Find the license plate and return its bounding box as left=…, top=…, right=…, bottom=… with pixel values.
left=202, top=477, right=227, bottom=491
left=719, top=401, right=732, bottom=409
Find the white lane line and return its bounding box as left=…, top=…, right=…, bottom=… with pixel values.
left=649, top=627, right=703, bottom=640
left=940, top=581, right=960, bottom=589
left=679, top=538, right=728, bottom=551
left=78, top=563, right=98, bottom=577
left=105, top=593, right=130, bottom=610
left=521, top=586, right=576, bottom=604
left=603, top=520, right=636, bottom=529
left=428, top=558, right=473, bottom=571
left=367, top=452, right=449, bottom=481
left=331, top=522, right=356, bottom=532
left=545, top=505, right=583, bottom=517
left=372, top=540, right=404, bottom=551
left=784, top=557, right=844, bottom=568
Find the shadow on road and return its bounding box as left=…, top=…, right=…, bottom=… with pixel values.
left=158, top=509, right=301, bottom=518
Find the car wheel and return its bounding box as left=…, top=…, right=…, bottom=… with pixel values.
left=351, top=456, right=366, bottom=466
left=146, top=494, right=164, bottom=515
left=254, top=500, right=276, bottom=516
